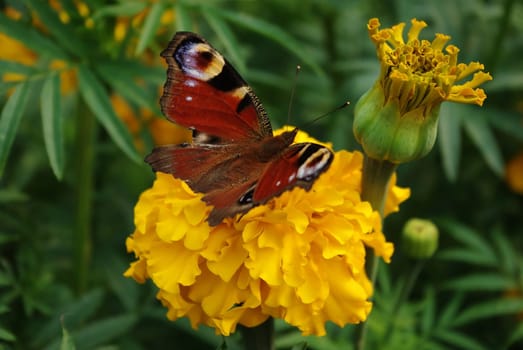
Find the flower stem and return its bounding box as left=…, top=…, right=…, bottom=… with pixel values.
left=239, top=317, right=274, bottom=350
left=355, top=156, right=397, bottom=350
left=382, top=259, right=426, bottom=343
left=73, top=101, right=96, bottom=295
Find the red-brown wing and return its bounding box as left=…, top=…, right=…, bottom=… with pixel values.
left=252, top=143, right=333, bottom=203
left=160, top=32, right=272, bottom=142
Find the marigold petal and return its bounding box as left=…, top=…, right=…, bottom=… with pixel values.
left=125, top=129, right=410, bottom=335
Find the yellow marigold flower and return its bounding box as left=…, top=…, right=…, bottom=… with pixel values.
left=48, top=0, right=70, bottom=23
left=506, top=151, right=523, bottom=195
left=0, top=27, right=38, bottom=70
left=354, top=18, right=492, bottom=163
left=114, top=18, right=129, bottom=42
left=5, top=6, right=22, bottom=20
left=125, top=129, right=409, bottom=336
left=49, top=60, right=78, bottom=95
left=0, top=11, right=38, bottom=86
left=75, top=1, right=90, bottom=17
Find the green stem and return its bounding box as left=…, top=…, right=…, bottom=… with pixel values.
left=239, top=317, right=274, bottom=350
left=355, top=156, right=397, bottom=350
left=73, top=101, right=96, bottom=295
left=382, top=259, right=426, bottom=343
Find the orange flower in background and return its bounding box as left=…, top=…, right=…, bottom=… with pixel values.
left=1, top=6, right=78, bottom=94
left=125, top=129, right=410, bottom=336
left=114, top=7, right=175, bottom=42
left=506, top=151, right=523, bottom=195
left=111, top=94, right=191, bottom=152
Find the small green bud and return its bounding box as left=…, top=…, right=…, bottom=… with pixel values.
left=401, top=218, right=439, bottom=259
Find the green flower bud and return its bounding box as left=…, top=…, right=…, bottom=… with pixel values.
left=401, top=218, right=439, bottom=259
left=354, top=82, right=439, bottom=163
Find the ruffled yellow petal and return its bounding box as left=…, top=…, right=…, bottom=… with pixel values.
left=125, top=128, right=409, bottom=335
left=368, top=17, right=492, bottom=113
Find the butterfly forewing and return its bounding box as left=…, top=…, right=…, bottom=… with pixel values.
left=161, top=32, right=272, bottom=142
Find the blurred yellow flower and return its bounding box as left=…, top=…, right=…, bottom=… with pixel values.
left=125, top=129, right=409, bottom=336
left=506, top=151, right=523, bottom=195
left=114, top=7, right=175, bottom=42
left=354, top=18, right=493, bottom=163
left=111, top=94, right=191, bottom=152
left=1, top=6, right=77, bottom=94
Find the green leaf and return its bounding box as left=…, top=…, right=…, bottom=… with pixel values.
left=437, top=294, right=463, bottom=328
left=104, top=257, right=139, bottom=312
left=0, top=327, right=16, bottom=342
left=290, top=342, right=309, bottom=350
left=175, top=3, right=194, bottom=31
left=92, top=2, right=147, bottom=19
left=437, top=249, right=498, bottom=267
left=488, top=109, right=523, bottom=142
left=23, top=0, right=88, bottom=57
left=432, top=329, right=487, bottom=350
left=97, top=60, right=165, bottom=86
left=487, top=71, right=523, bottom=92
left=453, top=298, right=523, bottom=326
left=507, top=322, right=523, bottom=347
left=438, top=104, right=462, bottom=182
left=60, top=323, right=76, bottom=350
left=438, top=220, right=497, bottom=266
left=212, top=8, right=324, bottom=77
left=443, top=273, right=515, bottom=292
left=491, top=229, right=517, bottom=274
left=0, top=12, right=66, bottom=58
left=41, top=73, right=65, bottom=179
left=420, top=288, right=436, bottom=337
left=78, top=65, right=140, bottom=163
left=0, top=82, right=30, bottom=179
left=463, top=113, right=504, bottom=177
left=202, top=10, right=247, bottom=72
left=70, top=315, right=137, bottom=349
left=96, top=62, right=161, bottom=115
left=135, top=1, right=165, bottom=55
left=0, top=60, right=37, bottom=76
left=32, top=289, right=104, bottom=348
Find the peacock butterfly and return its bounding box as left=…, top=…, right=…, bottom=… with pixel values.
left=145, top=32, right=333, bottom=226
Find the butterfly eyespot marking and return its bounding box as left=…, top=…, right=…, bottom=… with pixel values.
left=199, top=50, right=214, bottom=62
left=176, top=42, right=225, bottom=81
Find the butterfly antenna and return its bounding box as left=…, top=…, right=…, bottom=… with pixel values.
left=303, top=101, right=351, bottom=128
left=305, top=101, right=350, bottom=126
left=286, top=65, right=301, bottom=126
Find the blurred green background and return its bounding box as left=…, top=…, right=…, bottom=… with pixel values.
left=1, top=0, right=522, bottom=349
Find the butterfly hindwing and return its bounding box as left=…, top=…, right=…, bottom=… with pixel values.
left=252, top=143, right=333, bottom=203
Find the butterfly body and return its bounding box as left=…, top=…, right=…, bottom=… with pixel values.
left=146, top=32, right=333, bottom=226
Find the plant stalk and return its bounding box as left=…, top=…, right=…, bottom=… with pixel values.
left=355, top=155, right=397, bottom=350
left=239, top=317, right=274, bottom=350
left=382, top=259, right=426, bottom=343
left=73, top=101, right=96, bottom=295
